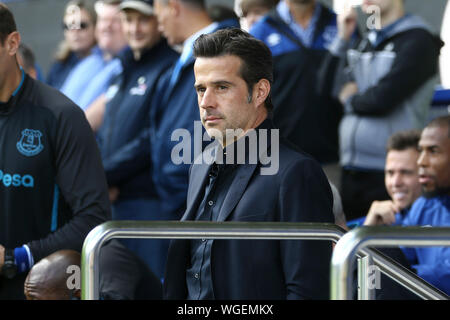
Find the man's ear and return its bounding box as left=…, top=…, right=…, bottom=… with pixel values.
left=6, top=31, right=20, bottom=56
left=253, top=79, right=271, bottom=108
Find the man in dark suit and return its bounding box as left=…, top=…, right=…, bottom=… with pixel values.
left=164, top=28, right=335, bottom=300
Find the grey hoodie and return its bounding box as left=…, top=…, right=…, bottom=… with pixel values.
left=329, top=14, right=443, bottom=170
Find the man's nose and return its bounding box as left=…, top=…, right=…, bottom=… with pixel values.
left=417, top=151, right=428, bottom=167
left=392, top=173, right=403, bottom=187
left=199, top=88, right=216, bottom=109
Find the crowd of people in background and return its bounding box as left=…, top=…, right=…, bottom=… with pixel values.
left=0, top=0, right=449, bottom=300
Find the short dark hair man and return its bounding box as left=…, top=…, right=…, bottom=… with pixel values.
left=363, top=130, right=422, bottom=226
left=163, top=28, right=334, bottom=300
left=400, top=115, right=450, bottom=295
left=0, top=4, right=110, bottom=299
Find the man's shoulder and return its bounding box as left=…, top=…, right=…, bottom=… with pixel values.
left=250, top=14, right=296, bottom=55
left=274, top=140, right=324, bottom=175
left=26, top=77, right=86, bottom=119
left=406, top=196, right=450, bottom=225
left=278, top=137, right=317, bottom=161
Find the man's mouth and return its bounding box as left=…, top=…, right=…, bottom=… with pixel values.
left=392, top=192, right=407, bottom=201
left=419, top=174, right=433, bottom=185
left=204, top=116, right=222, bottom=124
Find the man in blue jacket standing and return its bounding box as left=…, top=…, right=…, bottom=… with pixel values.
left=249, top=0, right=343, bottom=189
left=150, top=0, right=239, bottom=226
left=96, top=0, right=178, bottom=280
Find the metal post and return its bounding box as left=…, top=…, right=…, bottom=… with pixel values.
left=331, top=226, right=450, bottom=300
left=81, top=221, right=345, bottom=300
left=358, top=255, right=376, bottom=300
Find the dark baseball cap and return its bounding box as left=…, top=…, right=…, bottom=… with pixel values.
left=119, top=0, right=154, bottom=15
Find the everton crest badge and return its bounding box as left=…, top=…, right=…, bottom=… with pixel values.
left=17, top=129, right=44, bottom=157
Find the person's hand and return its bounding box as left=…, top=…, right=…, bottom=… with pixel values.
left=363, top=200, right=401, bottom=226
left=109, top=187, right=120, bottom=204
left=337, top=6, right=358, bottom=41
left=339, top=82, right=358, bottom=105
left=0, top=245, right=4, bottom=269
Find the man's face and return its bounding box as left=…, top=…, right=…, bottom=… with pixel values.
left=63, top=8, right=96, bottom=55
left=154, top=0, right=181, bottom=46
left=194, top=55, right=261, bottom=145
left=417, top=125, right=450, bottom=196
left=95, top=3, right=127, bottom=55
left=120, top=9, right=160, bottom=52
left=385, top=148, right=421, bottom=210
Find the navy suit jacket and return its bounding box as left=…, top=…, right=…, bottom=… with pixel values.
left=164, top=128, right=335, bottom=300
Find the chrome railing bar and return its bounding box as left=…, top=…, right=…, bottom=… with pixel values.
left=331, top=227, right=450, bottom=300
left=82, top=221, right=345, bottom=300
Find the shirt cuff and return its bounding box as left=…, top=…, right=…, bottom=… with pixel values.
left=14, top=245, right=34, bottom=274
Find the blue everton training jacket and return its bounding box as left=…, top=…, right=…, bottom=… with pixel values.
left=401, top=196, right=450, bottom=295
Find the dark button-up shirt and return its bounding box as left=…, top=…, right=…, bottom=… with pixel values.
left=186, top=160, right=237, bottom=300
left=185, top=119, right=273, bottom=299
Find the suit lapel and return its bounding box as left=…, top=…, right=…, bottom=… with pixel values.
left=181, top=162, right=211, bottom=221
left=217, top=163, right=258, bottom=222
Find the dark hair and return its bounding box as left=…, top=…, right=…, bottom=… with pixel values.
left=18, top=43, right=36, bottom=72
left=386, top=130, right=421, bottom=152
left=426, top=115, right=450, bottom=138
left=240, top=0, right=279, bottom=17
left=0, top=3, right=17, bottom=45
left=193, top=28, right=274, bottom=112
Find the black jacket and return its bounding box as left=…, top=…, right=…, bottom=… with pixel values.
left=164, top=121, right=335, bottom=299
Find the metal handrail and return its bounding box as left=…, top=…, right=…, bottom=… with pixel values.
left=331, top=226, right=450, bottom=300
left=81, top=221, right=346, bottom=300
